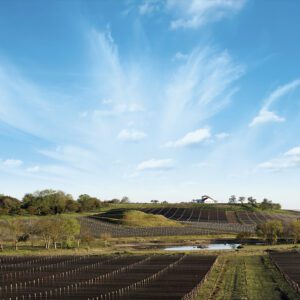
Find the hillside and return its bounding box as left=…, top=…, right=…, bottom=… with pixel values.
left=93, top=209, right=182, bottom=227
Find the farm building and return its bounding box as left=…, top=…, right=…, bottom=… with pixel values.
left=192, top=195, right=217, bottom=204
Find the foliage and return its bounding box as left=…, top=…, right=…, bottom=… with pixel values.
left=77, top=194, right=102, bottom=211
left=289, top=220, right=300, bottom=244
left=228, top=195, right=237, bottom=204
left=22, top=190, right=77, bottom=215
left=0, top=216, right=82, bottom=250
left=256, top=220, right=284, bottom=244
left=0, top=195, right=22, bottom=215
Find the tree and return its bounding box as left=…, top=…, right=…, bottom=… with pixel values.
left=35, top=216, right=81, bottom=249
left=289, top=220, right=300, bottom=244
left=228, top=195, right=237, bottom=204
left=7, top=220, right=25, bottom=250
left=256, top=220, right=283, bottom=244
left=121, top=196, right=130, bottom=203
left=247, top=197, right=257, bottom=207
left=151, top=200, right=159, bottom=204
left=22, top=190, right=78, bottom=215
left=260, top=198, right=281, bottom=210
left=35, top=218, right=53, bottom=249
left=0, top=195, right=21, bottom=214
left=238, top=197, right=246, bottom=205
left=78, top=194, right=102, bottom=211
left=59, top=217, right=81, bottom=248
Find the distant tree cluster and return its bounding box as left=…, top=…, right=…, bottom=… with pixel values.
left=228, top=195, right=281, bottom=210
left=0, top=190, right=131, bottom=216
left=256, top=220, right=300, bottom=245
left=0, top=216, right=84, bottom=251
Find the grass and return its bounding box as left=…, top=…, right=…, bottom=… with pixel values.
left=196, top=253, right=300, bottom=300
left=96, top=209, right=182, bottom=227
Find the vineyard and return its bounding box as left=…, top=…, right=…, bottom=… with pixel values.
left=82, top=216, right=254, bottom=238
left=142, top=207, right=298, bottom=226
left=82, top=206, right=300, bottom=238
left=0, top=254, right=216, bottom=300
left=269, top=251, right=300, bottom=294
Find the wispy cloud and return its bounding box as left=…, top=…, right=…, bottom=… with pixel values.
left=117, top=129, right=147, bottom=142
left=26, top=165, right=40, bottom=173
left=166, top=0, right=247, bottom=30
left=250, top=79, right=300, bottom=127
left=163, top=47, right=243, bottom=131
left=215, top=132, right=230, bottom=140
left=139, top=0, right=161, bottom=15
left=136, top=159, right=174, bottom=171
left=249, top=110, right=285, bottom=127
left=165, top=128, right=211, bottom=148
left=258, top=147, right=300, bottom=172
left=2, top=159, right=23, bottom=168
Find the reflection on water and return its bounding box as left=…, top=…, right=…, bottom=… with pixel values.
left=164, top=243, right=240, bottom=251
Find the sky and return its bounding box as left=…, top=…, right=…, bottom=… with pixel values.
left=0, top=0, right=300, bottom=208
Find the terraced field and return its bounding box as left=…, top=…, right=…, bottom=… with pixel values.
left=0, top=255, right=216, bottom=300
left=270, top=251, right=300, bottom=294
left=142, top=207, right=298, bottom=226
left=82, top=206, right=299, bottom=238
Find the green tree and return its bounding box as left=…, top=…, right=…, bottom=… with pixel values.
left=78, top=194, right=102, bottom=211
left=22, top=190, right=78, bottom=215
left=121, top=196, right=130, bottom=203
left=7, top=220, right=25, bottom=250
left=247, top=197, right=257, bottom=207
left=238, top=197, right=246, bottom=205
left=228, top=195, right=237, bottom=204
left=289, top=220, right=300, bottom=244
left=257, top=220, right=283, bottom=244
left=0, top=195, right=21, bottom=214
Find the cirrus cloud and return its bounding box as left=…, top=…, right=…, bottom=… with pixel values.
left=2, top=159, right=23, bottom=168
left=258, top=146, right=300, bottom=172
left=117, top=129, right=147, bottom=142
left=136, top=159, right=174, bottom=171
left=165, top=128, right=211, bottom=148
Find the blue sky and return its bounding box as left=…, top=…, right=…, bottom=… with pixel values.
left=0, top=0, right=300, bottom=208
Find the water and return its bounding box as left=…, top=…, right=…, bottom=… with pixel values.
left=164, top=243, right=240, bottom=251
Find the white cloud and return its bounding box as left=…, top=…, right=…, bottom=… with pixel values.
left=2, top=159, right=23, bottom=168
left=26, top=166, right=40, bottom=173
left=258, top=146, right=300, bottom=172
left=166, top=0, right=246, bottom=30
left=163, top=47, right=243, bottom=131
left=117, top=129, right=147, bottom=142
left=215, top=132, right=230, bottom=140
left=136, top=159, right=174, bottom=171
left=249, top=109, right=285, bottom=127
left=165, top=128, right=211, bottom=147
left=250, top=79, right=300, bottom=127
left=139, top=0, right=161, bottom=15
left=285, top=147, right=300, bottom=157
left=38, top=145, right=99, bottom=172
left=173, top=52, right=189, bottom=61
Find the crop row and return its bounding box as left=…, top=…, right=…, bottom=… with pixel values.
left=142, top=207, right=296, bottom=226
left=269, top=251, right=300, bottom=294
left=81, top=217, right=254, bottom=238
left=0, top=255, right=216, bottom=300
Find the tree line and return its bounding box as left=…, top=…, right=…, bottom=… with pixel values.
left=228, top=195, right=281, bottom=210
left=0, top=190, right=130, bottom=216
left=0, top=216, right=97, bottom=251
left=237, top=219, right=300, bottom=245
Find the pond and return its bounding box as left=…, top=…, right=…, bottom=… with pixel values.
left=164, top=243, right=241, bottom=251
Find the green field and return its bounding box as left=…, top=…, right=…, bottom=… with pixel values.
left=197, top=253, right=300, bottom=300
